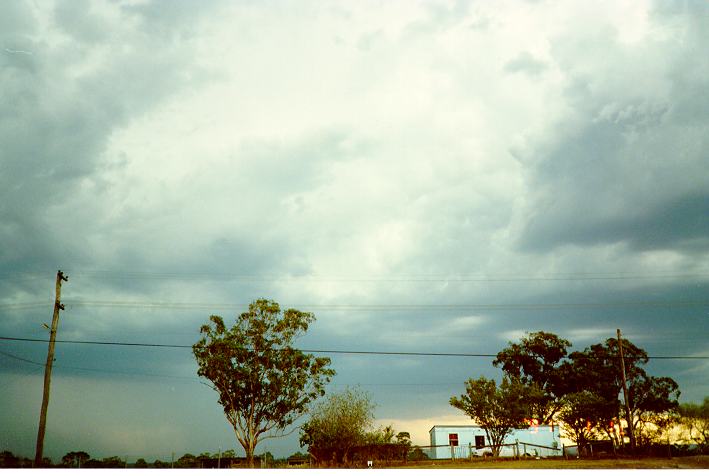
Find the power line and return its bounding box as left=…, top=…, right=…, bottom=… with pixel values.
left=1, top=335, right=707, bottom=360
left=0, top=348, right=465, bottom=387
left=0, top=347, right=465, bottom=387
left=4, top=297, right=708, bottom=313
left=0, top=348, right=44, bottom=366
left=0, top=347, right=199, bottom=381
left=0, top=302, right=52, bottom=310
left=30, top=298, right=709, bottom=311
left=60, top=270, right=709, bottom=282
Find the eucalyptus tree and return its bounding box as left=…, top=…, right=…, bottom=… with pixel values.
left=193, top=299, right=335, bottom=467
left=450, top=376, right=533, bottom=457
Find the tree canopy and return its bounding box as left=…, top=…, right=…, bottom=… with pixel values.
left=559, top=337, right=678, bottom=448
left=491, top=332, right=680, bottom=451
left=193, top=299, right=335, bottom=467
left=61, top=451, right=90, bottom=468
left=493, top=331, right=571, bottom=424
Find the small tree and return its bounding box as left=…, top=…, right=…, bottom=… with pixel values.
left=366, top=424, right=396, bottom=444
left=396, top=431, right=412, bottom=447
left=679, top=397, right=709, bottom=450
left=408, top=446, right=429, bottom=461
left=193, top=299, right=335, bottom=467
left=0, top=451, right=20, bottom=468
left=101, top=456, right=124, bottom=468
left=450, top=376, right=532, bottom=457
left=299, top=387, right=375, bottom=466
left=557, top=391, right=616, bottom=451
left=630, top=376, right=680, bottom=446
left=61, top=451, right=90, bottom=468
left=177, top=453, right=198, bottom=468
left=152, top=459, right=169, bottom=468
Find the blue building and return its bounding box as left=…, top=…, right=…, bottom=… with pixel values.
left=425, top=424, right=562, bottom=459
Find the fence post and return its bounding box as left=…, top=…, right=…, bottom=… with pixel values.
left=515, top=440, right=519, bottom=460
left=469, top=443, right=472, bottom=461
left=523, top=443, right=527, bottom=457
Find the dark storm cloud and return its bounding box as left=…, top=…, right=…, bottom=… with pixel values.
left=2, top=0, right=708, bottom=461
left=0, top=2, right=221, bottom=282
left=523, top=188, right=709, bottom=253
left=516, top=3, right=709, bottom=255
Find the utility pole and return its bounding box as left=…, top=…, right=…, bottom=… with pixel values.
left=617, top=328, right=635, bottom=452
left=34, top=270, right=68, bottom=466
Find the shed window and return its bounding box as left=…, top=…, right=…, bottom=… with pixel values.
left=448, top=433, right=459, bottom=446
left=475, top=435, right=486, bottom=449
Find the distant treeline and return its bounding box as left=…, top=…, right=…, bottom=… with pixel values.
left=0, top=449, right=299, bottom=469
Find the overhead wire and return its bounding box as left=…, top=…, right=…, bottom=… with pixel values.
left=0, top=347, right=199, bottom=382
left=0, top=346, right=462, bottom=387
left=1, top=335, right=707, bottom=360
left=8, top=268, right=709, bottom=282
left=0, top=302, right=53, bottom=310
left=3, top=298, right=708, bottom=312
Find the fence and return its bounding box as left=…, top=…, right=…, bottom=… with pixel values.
left=562, top=440, right=678, bottom=459
left=410, top=441, right=563, bottom=461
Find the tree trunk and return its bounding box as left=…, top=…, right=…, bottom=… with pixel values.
left=245, top=441, right=256, bottom=468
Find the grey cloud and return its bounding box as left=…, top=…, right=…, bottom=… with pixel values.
left=121, top=0, right=230, bottom=39
left=0, top=2, right=36, bottom=40
left=403, top=0, right=474, bottom=36
left=53, top=0, right=108, bottom=43
left=503, top=52, right=547, bottom=77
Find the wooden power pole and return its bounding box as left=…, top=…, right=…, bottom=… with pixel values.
left=34, top=270, right=68, bottom=466
left=617, top=328, right=636, bottom=452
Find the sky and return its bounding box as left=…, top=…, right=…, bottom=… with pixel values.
left=1, top=0, right=708, bottom=463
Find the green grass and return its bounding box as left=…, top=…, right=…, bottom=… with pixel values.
left=396, top=455, right=709, bottom=469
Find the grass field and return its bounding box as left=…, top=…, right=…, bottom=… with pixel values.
left=395, top=455, right=709, bottom=469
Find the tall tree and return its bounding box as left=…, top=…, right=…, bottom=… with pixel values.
left=450, top=376, right=532, bottom=457
left=299, top=387, right=375, bottom=466
left=560, top=337, right=678, bottom=450
left=193, top=299, right=335, bottom=467
left=493, top=331, right=571, bottom=424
